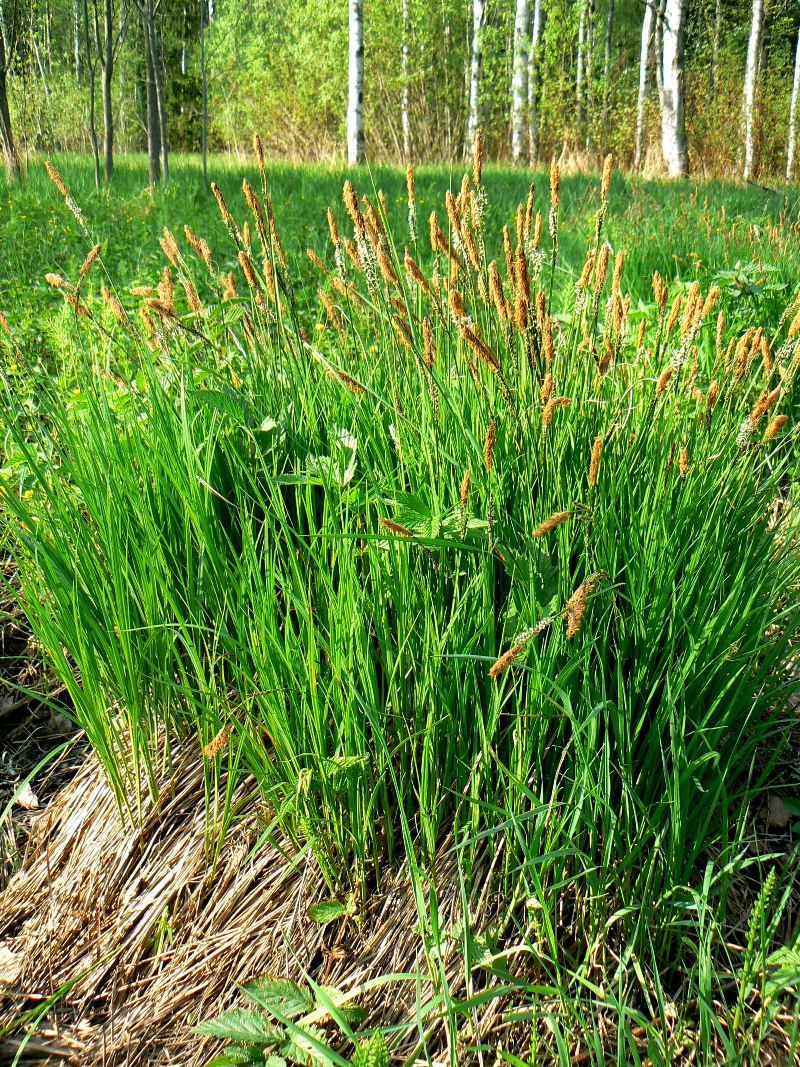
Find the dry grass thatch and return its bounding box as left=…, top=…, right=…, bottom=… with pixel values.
left=0, top=742, right=511, bottom=1066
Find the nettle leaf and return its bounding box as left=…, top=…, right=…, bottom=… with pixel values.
left=280, top=1024, right=332, bottom=1065
left=350, top=1031, right=389, bottom=1067
left=308, top=900, right=348, bottom=924
left=264, top=1057, right=289, bottom=1067
left=195, top=1007, right=281, bottom=1043
left=206, top=1046, right=262, bottom=1067
left=242, top=977, right=314, bottom=1019
left=317, top=986, right=367, bottom=1024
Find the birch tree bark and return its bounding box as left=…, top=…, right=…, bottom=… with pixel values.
left=73, top=0, right=81, bottom=77
left=510, top=0, right=529, bottom=164
left=0, top=16, right=19, bottom=177
left=101, top=0, right=114, bottom=181
left=140, top=0, right=161, bottom=186
left=601, top=0, right=614, bottom=131
left=466, top=0, right=485, bottom=156
left=660, top=0, right=688, bottom=177
left=347, top=0, right=364, bottom=163
left=788, top=22, right=800, bottom=182
left=742, top=0, right=765, bottom=181
left=82, top=0, right=101, bottom=190
left=634, top=0, right=655, bottom=170
left=200, top=0, right=208, bottom=182
left=401, top=0, right=411, bottom=160
left=527, top=0, right=543, bottom=164
left=576, top=0, right=588, bottom=132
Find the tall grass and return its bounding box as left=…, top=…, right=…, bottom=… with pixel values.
left=2, top=145, right=799, bottom=1061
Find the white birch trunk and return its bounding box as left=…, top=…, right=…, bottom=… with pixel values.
left=602, top=0, right=615, bottom=129
left=527, top=0, right=543, bottom=164
left=634, top=0, right=655, bottom=171
left=466, top=0, right=485, bottom=156
left=401, top=0, right=411, bottom=160
left=510, top=0, right=529, bottom=164
left=742, top=0, right=765, bottom=181
left=576, top=0, right=588, bottom=131
left=788, top=23, right=800, bottom=182
left=347, top=0, right=364, bottom=164
left=661, top=0, right=688, bottom=177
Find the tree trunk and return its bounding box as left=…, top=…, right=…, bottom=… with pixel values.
left=654, top=0, right=666, bottom=111
left=141, top=2, right=161, bottom=187
left=660, top=0, right=688, bottom=177
left=527, top=0, right=543, bottom=164
left=510, top=0, right=529, bottom=164
left=347, top=0, right=364, bottom=163
left=102, top=0, right=113, bottom=181
left=401, top=0, right=411, bottom=160
left=73, top=0, right=81, bottom=77
left=788, top=22, right=800, bottom=183
left=0, top=0, right=8, bottom=60
left=576, top=0, right=588, bottom=133
left=634, top=0, right=655, bottom=170
left=83, top=0, right=101, bottom=190
left=200, top=0, right=208, bottom=182
left=601, top=0, right=614, bottom=132
left=0, top=31, right=19, bottom=177
left=585, top=0, right=595, bottom=148
left=711, top=0, right=720, bottom=92
left=742, top=0, right=765, bottom=181
left=466, top=0, right=485, bottom=157
left=150, top=10, right=168, bottom=180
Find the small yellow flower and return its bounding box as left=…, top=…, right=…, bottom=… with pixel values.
left=22, top=489, right=33, bottom=500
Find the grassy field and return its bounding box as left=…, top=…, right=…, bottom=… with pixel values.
left=3, top=153, right=800, bottom=364
left=1, top=151, right=799, bottom=1066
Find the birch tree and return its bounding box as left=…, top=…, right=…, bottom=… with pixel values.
left=741, top=0, right=765, bottom=181
left=788, top=21, right=800, bottom=182
left=660, top=0, right=688, bottom=177
left=100, top=0, right=115, bottom=182
left=466, top=0, right=485, bottom=156
left=527, top=0, right=543, bottom=164
left=634, top=0, right=656, bottom=170
left=601, top=0, right=614, bottom=131
left=510, top=0, right=529, bottom=164
left=347, top=0, right=364, bottom=163
left=401, top=0, right=410, bottom=160
left=139, top=0, right=161, bottom=185
left=0, top=2, right=19, bottom=177
left=576, top=0, right=588, bottom=132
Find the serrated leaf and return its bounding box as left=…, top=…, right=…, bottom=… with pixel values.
left=264, top=1057, right=288, bottom=1067
left=195, top=1007, right=280, bottom=1043
left=350, top=1031, right=389, bottom=1067
left=316, top=987, right=367, bottom=1024
left=206, top=1047, right=262, bottom=1067
left=242, top=977, right=314, bottom=1019
left=280, top=1024, right=332, bottom=1065
left=308, top=900, right=348, bottom=924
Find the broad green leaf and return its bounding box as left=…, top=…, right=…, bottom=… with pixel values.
left=242, top=978, right=314, bottom=1019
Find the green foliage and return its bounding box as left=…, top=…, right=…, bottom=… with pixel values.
left=2, top=157, right=800, bottom=1062
left=198, top=977, right=385, bottom=1067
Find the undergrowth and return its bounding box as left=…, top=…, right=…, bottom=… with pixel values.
left=1, top=140, right=800, bottom=1064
